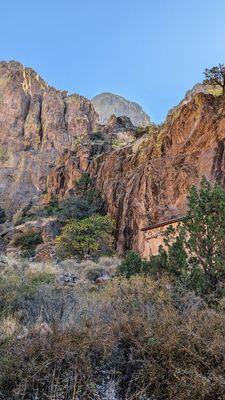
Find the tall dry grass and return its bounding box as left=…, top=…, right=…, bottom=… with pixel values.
left=1, top=256, right=225, bottom=399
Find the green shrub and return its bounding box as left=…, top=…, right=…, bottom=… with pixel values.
left=12, top=231, right=43, bottom=257
left=55, top=214, right=115, bottom=260
left=57, top=197, right=95, bottom=220
left=75, top=172, right=92, bottom=195
left=117, top=251, right=150, bottom=278
left=134, top=123, right=159, bottom=139
left=90, top=131, right=104, bottom=141
left=148, top=177, right=225, bottom=302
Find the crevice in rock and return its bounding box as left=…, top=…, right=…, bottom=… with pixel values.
left=63, top=100, right=68, bottom=131
left=39, top=96, right=43, bottom=144
left=22, top=94, right=31, bottom=137
left=211, top=139, right=225, bottom=185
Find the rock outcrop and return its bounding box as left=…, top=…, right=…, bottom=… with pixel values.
left=0, top=61, right=98, bottom=214
left=1, top=61, right=225, bottom=257
left=90, top=93, right=225, bottom=255
left=92, top=92, right=151, bottom=126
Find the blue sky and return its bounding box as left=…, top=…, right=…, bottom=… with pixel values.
left=1, top=0, right=225, bottom=122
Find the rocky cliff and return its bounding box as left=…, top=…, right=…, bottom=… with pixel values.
left=0, top=61, right=98, bottom=214
left=1, top=61, right=225, bottom=256
left=90, top=93, right=225, bottom=254
left=92, top=92, right=151, bottom=126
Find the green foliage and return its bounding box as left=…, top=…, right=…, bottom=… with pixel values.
left=75, top=173, right=92, bottom=194
left=90, top=131, right=104, bottom=141
left=117, top=251, right=150, bottom=278
left=74, top=173, right=105, bottom=215
left=21, top=177, right=104, bottom=222
left=41, top=200, right=59, bottom=215
left=203, top=64, right=225, bottom=96
left=183, top=177, right=225, bottom=295
left=111, top=137, right=127, bottom=149
left=150, top=178, right=225, bottom=300
left=55, top=214, right=115, bottom=259
left=57, top=197, right=94, bottom=220
left=118, top=178, right=225, bottom=302
left=12, top=231, right=43, bottom=257
left=134, top=123, right=158, bottom=139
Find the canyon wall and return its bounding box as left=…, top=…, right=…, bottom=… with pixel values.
left=0, top=61, right=98, bottom=213
left=90, top=94, right=225, bottom=254
left=1, top=61, right=225, bottom=256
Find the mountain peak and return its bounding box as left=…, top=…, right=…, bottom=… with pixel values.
left=92, top=92, right=151, bottom=127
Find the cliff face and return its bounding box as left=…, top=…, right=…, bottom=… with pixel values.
left=92, top=92, right=151, bottom=126
left=90, top=93, right=225, bottom=255
left=1, top=61, right=225, bottom=256
left=0, top=61, right=98, bottom=213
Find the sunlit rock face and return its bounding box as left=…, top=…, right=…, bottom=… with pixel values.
left=1, top=61, right=225, bottom=256
left=90, top=93, right=225, bottom=255
left=0, top=61, right=98, bottom=213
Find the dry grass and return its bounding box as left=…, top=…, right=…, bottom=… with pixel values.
left=1, top=258, right=225, bottom=399
left=58, top=255, right=121, bottom=280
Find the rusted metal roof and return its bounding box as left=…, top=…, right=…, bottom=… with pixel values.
left=141, top=216, right=185, bottom=231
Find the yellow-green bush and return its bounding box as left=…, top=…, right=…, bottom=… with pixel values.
left=55, top=214, right=115, bottom=259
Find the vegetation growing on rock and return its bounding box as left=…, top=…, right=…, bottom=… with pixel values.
left=204, top=64, right=225, bottom=97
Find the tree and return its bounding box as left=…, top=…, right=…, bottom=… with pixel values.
left=203, top=64, right=225, bottom=97
left=157, top=177, right=225, bottom=299
left=183, top=178, right=225, bottom=292
left=55, top=214, right=115, bottom=259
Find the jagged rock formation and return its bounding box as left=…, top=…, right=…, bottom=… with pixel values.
left=92, top=92, right=151, bottom=126
left=90, top=93, right=225, bottom=255
left=0, top=61, right=98, bottom=213
left=1, top=61, right=225, bottom=257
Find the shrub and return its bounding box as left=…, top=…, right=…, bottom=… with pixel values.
left=74, top=173, right=105, bottom=215
left=55, top=214, right=115, bottom=260
left=12, top=231, right=43, bottom=257
left=57, top=197, right=96, bottom=220
left=75, top=172, right=92, bottom=195
left=134, top=123, right=158, bottom=139
left=117, top=251, right=150, bottom=278
left=90, top=131, right=104, bottom=141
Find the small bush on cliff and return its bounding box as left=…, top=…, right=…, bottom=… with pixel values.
left=134, top=123, right=159, bottom=139
left=58, top=197, right=96, bottom=220
left=55, top=214, right=115, bottom=260
left=204, top=64, right=225, bottom=97
left=75, top=173, right=105, bottom=215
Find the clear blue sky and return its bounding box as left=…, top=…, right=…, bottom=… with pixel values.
left=1, top=0, right=225, bottom=122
